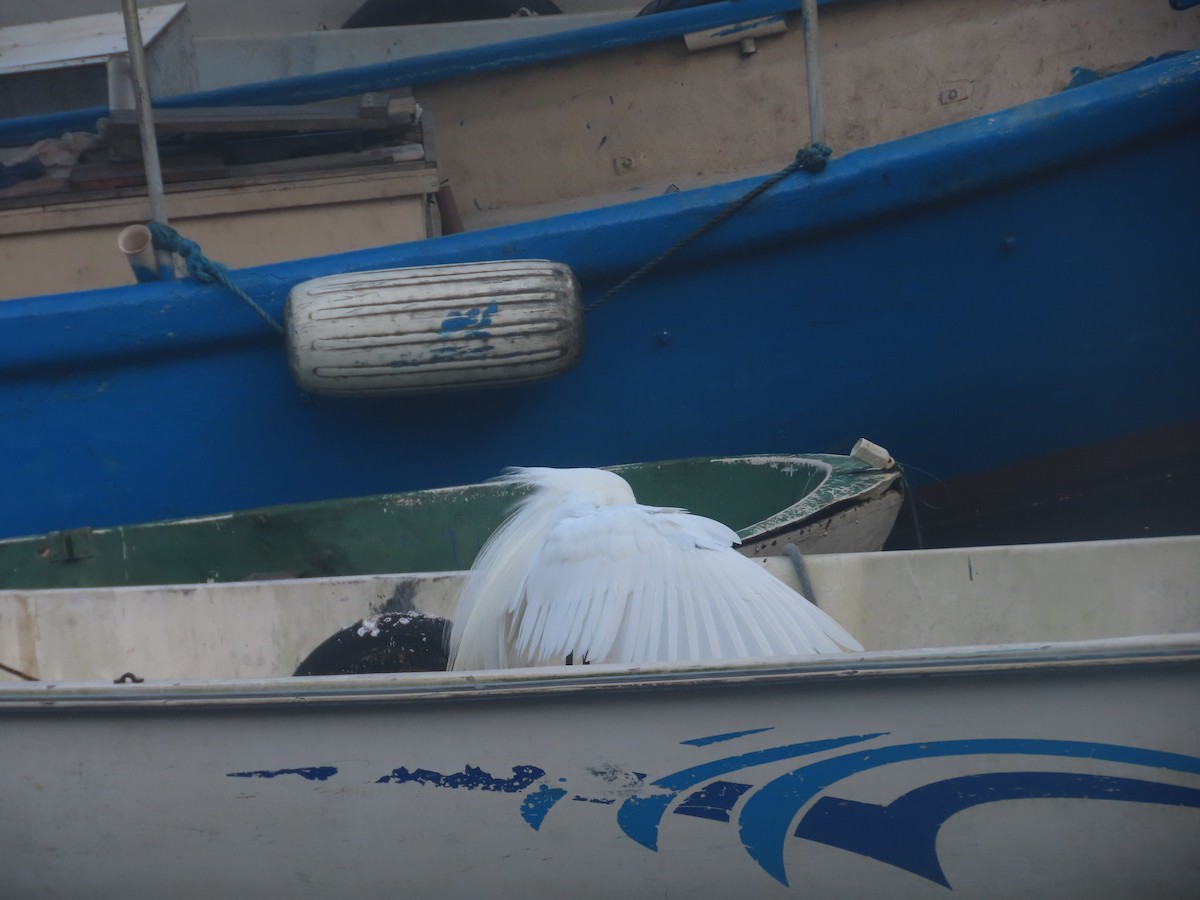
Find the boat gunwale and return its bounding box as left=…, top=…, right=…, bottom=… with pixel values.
left=0, top=453, right=898, bottom=582
left=0, top=0, right=838, bottom=146
left=3, top=633, right=1197, bottom=712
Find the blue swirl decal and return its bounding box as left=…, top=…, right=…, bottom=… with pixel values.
left=794, top=771, right=1200, bottom=887
left=738, top=738, right=1200, bottom=887
left=616, top=732, right=884, bottom=851
left=227, top=732, right=1200, bottom=888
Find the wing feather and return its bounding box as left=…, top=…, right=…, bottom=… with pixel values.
left=725, top=558, right=835, bottom=654
left=512, top=504, right=861, bottom=666
left=719, top=563, right=781, bottom=656
left=452, top=468, right=862, bottom=671
left=734, top=553, right=862, bottom=653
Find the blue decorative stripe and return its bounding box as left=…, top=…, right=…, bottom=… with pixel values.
left=653, top=733, right=885, bottom=793
left=681, top=727, right=774, bottom=747
left=675, top=780, right=753, bottom=822
left=739, top=738, right=1200, bottom=886
left=794, top=771, right=1200, bottom=887
left=616, top=732, right=882, bottom=850
left=221, top=731, right=1200, bottom=890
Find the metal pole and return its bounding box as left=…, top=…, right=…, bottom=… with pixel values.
left=800, top=0, right=825, bottom=147
left=120, top=0, right=173, bottom=279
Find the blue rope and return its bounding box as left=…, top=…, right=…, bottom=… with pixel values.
left=584, top=143, right=832, bottom=313
left=147, top=221, right=285, bottom=336
left=146, top=142, right=832, bottom=328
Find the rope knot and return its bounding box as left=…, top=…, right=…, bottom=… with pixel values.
left=794, top=143, right=833, bottom=173
left=147, top=221, right=283, bottom=336
left=148, top=221, right=229, bottom=284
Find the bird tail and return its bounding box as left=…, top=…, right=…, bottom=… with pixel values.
left=448, top=468, right=587, bottom=669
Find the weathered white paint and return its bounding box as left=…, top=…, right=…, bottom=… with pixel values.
left=0, top=3, right=186, bottom=75
left=4, top=1, right=1195, bottom=298
left=0, top=1, right=640, bottom=37
left=415, top=0, right=1200, bottom=227
left=194, top=11, right=637, bottom=86
left=0, top=0, right=363, bottom=35
left=686, top=14, right=790, bottom=54
left=1, top=536, right=1197, bottom=896
left=0, top=165, right=439, bottom=299
left=739, top=479, right=903, bottom=558
left=0, top=642, right=1196, bottom=896
left=0, top=2, right=200, bottom=118
left=2, top=535, right=1195, bottom=682
left=286, top=260, right=584, bottom=395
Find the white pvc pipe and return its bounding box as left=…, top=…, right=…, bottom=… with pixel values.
left=105, top=55, right=135, bottom=112
left=117, top=224, right=160, bottom=283
left=120, top=0, right=173, bottom=280
left=800, top=0, right=825, bottom=147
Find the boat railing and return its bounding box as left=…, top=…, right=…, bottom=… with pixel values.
left=0, top=0, right=828, bottom=146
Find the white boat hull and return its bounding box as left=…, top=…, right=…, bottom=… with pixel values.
left=2, top=537, right=1199, bottom=896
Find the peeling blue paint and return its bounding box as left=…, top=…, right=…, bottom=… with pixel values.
left=675, top=780, right=752, bottom=822
left=376, top=763, right=544, bottom=792
left=226, top=766, right=338, bottom=781
left=439, top=301, right=498, bottom=334
left=520, top=784, right=568, bottom=830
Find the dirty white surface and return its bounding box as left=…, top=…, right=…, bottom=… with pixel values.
left=3, top=535, right=1196, bottom=682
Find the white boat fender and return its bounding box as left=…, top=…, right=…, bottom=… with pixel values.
left=285, top=260, right=583, bottom=396
left=851, top=437, right=896, bottom=470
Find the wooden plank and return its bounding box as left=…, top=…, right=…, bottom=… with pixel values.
left=388, top=96, right=418, bottom=121
left=359, top=92, right=391, bottom=118
left=0, top=165, right=441, bottom=231
left=106, top=106, right=393, bottom=136
left=70, top=155, right=229, bottom=191
left=70, top=145, right=426, bottom=192
left=218, top=144, right=425, bottom=180
left=0, top=173, right=70, bottom=207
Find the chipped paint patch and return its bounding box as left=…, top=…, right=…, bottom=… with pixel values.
left=226, top=766, right=337, bottom=781
left=376, top=763, right=544, bottom=792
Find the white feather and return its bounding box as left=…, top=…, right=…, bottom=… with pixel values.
left=447, top=467, right=862, bottom=670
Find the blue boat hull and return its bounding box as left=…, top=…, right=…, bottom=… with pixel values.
left=1, top=51, right=1198, bottom=540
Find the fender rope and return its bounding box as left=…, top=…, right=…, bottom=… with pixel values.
left=584, top=143, right=832, bottom=313
left=148, top=221, right=285, bottom=336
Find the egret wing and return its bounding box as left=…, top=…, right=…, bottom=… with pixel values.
left=512, top=505, right=862, bottom=666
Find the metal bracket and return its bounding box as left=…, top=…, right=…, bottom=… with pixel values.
left=40, top=527, right=97, bottom=563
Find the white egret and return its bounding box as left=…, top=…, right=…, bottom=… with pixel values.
left=448, top=467, right=862, bottom=670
